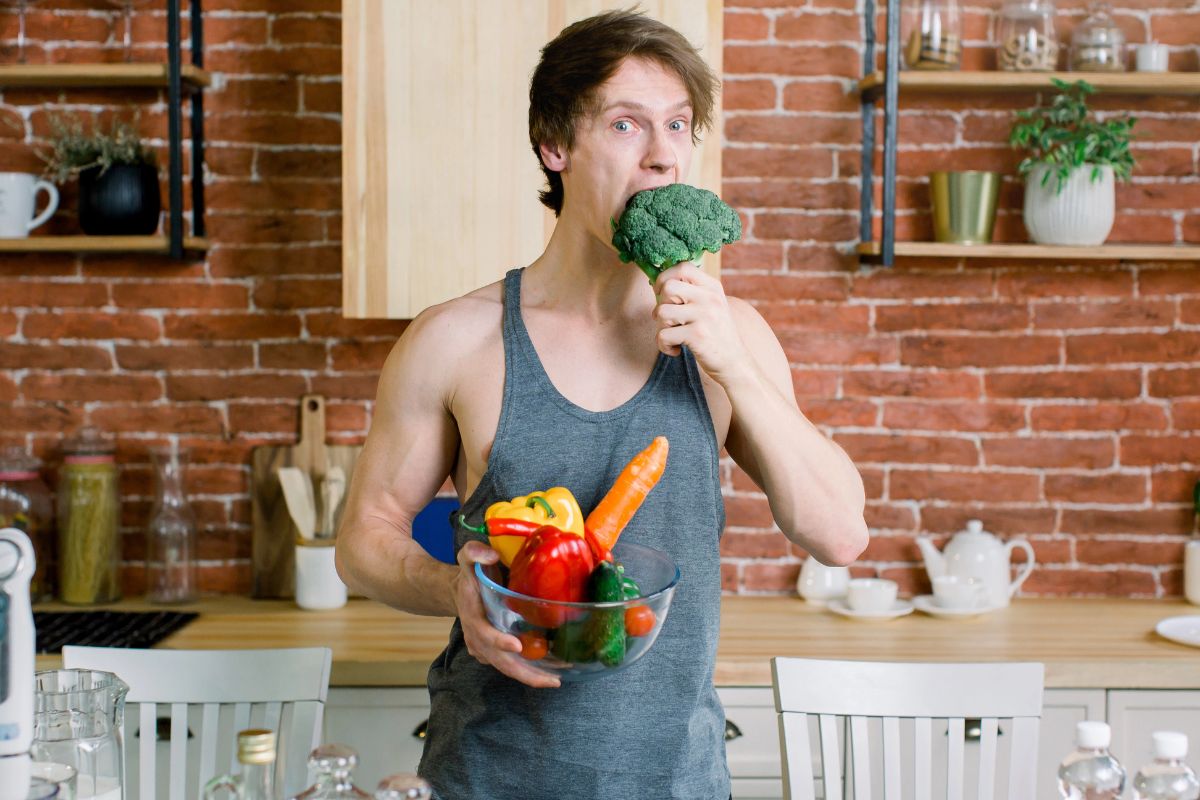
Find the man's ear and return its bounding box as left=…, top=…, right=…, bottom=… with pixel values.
left=538, top=140, right=569, bottom=172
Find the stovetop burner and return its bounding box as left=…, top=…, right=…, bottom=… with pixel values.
left=34, top=610, right=198, bottom=654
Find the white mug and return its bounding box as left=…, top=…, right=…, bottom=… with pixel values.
left=295, top=540, right=347, bottom=610
left=0, top=172, right=59, bottom=238
left=1185, top=540, right=1200, bottom=607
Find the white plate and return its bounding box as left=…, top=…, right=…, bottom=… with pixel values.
left=1155, top=615, right=1200, bottom=648
left=912, top=595, right=997, bottom=619
left=827, top=598, right=913, bottom=621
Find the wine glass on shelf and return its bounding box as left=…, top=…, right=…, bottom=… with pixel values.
left=0, top=0, right=40, bottom=64
left=103, top=0, right=153, bottom=63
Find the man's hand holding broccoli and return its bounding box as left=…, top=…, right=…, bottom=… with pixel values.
left=610, top=183, right=742, bottom=284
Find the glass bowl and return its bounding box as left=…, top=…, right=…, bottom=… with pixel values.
left=475, top=540, right=680, bottom=682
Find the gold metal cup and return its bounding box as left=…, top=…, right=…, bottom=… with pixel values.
left=930, top=171, right=1002, bottom=244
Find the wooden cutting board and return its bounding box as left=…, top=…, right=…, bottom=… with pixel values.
left=251, top=394, right=362, bottom=598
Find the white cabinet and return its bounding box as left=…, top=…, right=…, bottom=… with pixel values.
left=323, top=688, right=430, bottom=787
left=722, top=687, right=788, bottom=800
left=1037, top=690, right=1108, bottom=800
left=1107, top=690, right=1200, bottom=773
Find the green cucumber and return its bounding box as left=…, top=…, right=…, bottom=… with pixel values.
left=585, top=560, right=626, bottom=667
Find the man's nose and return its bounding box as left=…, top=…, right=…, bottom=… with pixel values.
left=643, top=129, right=677, bottom=173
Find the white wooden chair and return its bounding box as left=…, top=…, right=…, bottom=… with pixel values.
left=63, top=646, right=332, bottom=800
left=771, top=657, right=1044, bottom=800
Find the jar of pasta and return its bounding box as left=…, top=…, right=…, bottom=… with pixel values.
left=57, top=427, right=121, bottom=604
left=0, top=445, right=55, bottom=602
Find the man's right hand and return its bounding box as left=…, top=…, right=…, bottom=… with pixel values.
left=454, top=540, right=562, bottom=689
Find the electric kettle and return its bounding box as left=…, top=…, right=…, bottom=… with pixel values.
left=0, top=527, right=36, bottom=800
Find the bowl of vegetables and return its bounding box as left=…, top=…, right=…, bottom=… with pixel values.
left=475, top=537, right=679, bottom=682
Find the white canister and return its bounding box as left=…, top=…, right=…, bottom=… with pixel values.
left=0, top=173, right=59, bottom=238
left=1135, top=42, right=1169, bottom=73
left=1185, top=540, right=1200, bottom=607
left=295, top=539, right=347, bottom=610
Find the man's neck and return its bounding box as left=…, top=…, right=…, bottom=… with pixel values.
left=523, top=212, right=651, bottom=323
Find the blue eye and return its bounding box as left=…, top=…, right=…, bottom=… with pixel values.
left=614, top=120, right=632, bottom=132
left=670, top=120, right=688, bottom=132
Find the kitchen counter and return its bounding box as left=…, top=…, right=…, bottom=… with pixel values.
left=34, top=596, right=1200, bottom=688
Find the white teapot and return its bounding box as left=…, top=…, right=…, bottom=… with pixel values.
left=916, top=520, right=1034, bottom=608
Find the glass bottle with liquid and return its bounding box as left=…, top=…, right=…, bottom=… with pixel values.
left=289, top=744, right=370, bottom=799
left=204, top=730, right=278, bottom=800
left=374, top=774, right=432, bottom=800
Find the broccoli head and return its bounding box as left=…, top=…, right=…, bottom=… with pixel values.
left=609, top=183, right=742, bottom=284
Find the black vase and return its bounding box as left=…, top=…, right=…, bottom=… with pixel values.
left=78, top=163, right=162, bottom=236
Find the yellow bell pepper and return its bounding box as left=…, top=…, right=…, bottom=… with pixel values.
left=484, top=487, right=584, bottom=566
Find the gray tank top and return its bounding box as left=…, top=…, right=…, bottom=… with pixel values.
left=418, top=267, right=729, bottom=800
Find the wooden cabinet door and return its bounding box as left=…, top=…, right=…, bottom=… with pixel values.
left=342, top=0, right=724, bottom=319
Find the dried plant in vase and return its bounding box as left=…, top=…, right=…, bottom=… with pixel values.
left=38, top=112, right=162, bottom=236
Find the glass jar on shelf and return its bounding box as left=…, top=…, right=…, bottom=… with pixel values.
left=56, top=427, right=121, bottom=605
left=902, top=0, right=963, bottom=71
left=1070, top=1, right=1126, bottom=72
left=145, top=444, right=197, bottom=604
left=997, top=0, right=1058, bottom=72
left=0, top=445, right=55, bottom=602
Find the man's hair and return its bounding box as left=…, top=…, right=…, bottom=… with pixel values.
left=528, top=7, right=720, bottom=217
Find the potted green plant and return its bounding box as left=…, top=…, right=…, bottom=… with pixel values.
left=39, top=113, right=161, bottom=236
left=1009, top=78, right=1136, bottom=246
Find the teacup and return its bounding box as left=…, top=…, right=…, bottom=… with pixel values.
left=932, top=575, right=986, bottom=610
left=845, top=578, right=898, bottom=614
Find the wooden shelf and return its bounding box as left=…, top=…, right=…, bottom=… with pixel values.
left=0, top=235, right=210, bottom=254
left=0, top=64, right=211, bottom=90
left=858, top=70, right=1200, bottom=101
left=857, top=241, right=1200, bottom=261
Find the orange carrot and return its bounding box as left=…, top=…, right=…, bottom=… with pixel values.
left=586, top=436, right=669, bottom=551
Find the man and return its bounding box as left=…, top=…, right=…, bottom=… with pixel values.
left=335, top=9, right=868, bottom=799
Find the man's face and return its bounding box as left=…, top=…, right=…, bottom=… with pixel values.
left=552, top=57, right=696, bottom=246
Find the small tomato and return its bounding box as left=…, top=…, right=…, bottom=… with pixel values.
left=518, top=630, right=549, bottom=660
left=624, top=605, right=656, bottom=637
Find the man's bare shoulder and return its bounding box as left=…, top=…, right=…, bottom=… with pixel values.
left=377, top=280, right=504, bottom=399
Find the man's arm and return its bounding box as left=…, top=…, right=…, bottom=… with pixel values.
left=334, top=306, right=462, bottom=615
left=653, top=264, right=868, bottom=566
left=334, top=302, right=560, bottom=688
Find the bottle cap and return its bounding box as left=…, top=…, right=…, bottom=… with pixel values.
left=1076, top=720, right=1111, bottom=749
left=1152, top=731, right=1188, bottom=760
left=237, top=729, right=276, bottom=765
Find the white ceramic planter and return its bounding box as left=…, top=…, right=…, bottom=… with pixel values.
left=1023, top=163, right=1115, bottom=246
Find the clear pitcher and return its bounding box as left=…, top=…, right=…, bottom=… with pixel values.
left=31, top=670, right=128, bottom=800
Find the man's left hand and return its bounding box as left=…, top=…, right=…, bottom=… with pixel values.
left=653, top=263, right=749, bottom=386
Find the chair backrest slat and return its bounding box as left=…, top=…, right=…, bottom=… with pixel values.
left=881, top=717, right=901, bottom=799
left=779, top=712, right=814, bottom=800
left=169, top=702, right=188, bottom=800
left=771, top=658, right=1044, bottom=800
left=977, top=717, right=1000, bottom=800
left=1007, top=716, right=1041, bottom=800
left=818, top=713, right=841, bottom=800
left=849, top=716, right=871, bottom=800
left=62, top=646, right=332, bottom=799
left=947, top=717, right=965, bottom=800
left=197, top=703, right=220, bottom=798
left=139, top=702, right=157, bottom=800
left=913, top=717, right=932, bottom=800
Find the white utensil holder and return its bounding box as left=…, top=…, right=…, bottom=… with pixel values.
left=295, top=539, right=347, bottom=610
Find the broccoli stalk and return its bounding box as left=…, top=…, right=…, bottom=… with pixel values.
left=610, top=183, right=743, bottom=285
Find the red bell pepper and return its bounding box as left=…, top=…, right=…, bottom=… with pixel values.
left=506, top=525, right=594, bottom=628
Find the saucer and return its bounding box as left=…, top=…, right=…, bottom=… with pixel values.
left=1155, top=615, right=1200, bottom=649
left=827, top=598, right=913, bottom=621
left=912, top=595, right=995, bottom=619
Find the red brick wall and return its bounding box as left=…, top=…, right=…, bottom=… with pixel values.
left=1, top=1, right=1196, bottom=599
